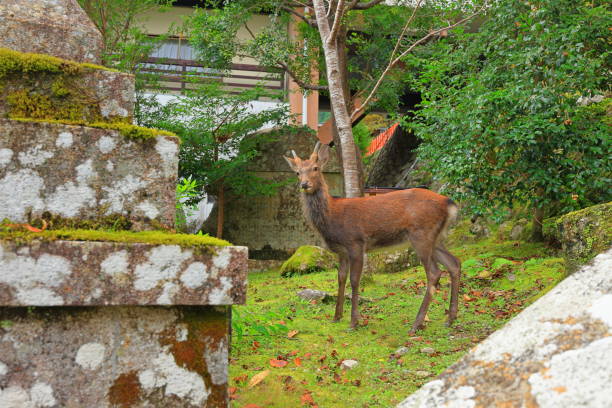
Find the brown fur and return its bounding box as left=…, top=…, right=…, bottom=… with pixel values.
left=284, top=143, right=461, bottom=332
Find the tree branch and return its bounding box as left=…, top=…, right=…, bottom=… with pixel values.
left=328, top=0, right=346, bottom=45
left=278, top=61, right=328, bottom=91
left=350, top=0, right=385, bottom=10
left=281, top=6, right=317, bottom=26
left=352, top=2, right=488, bottom=120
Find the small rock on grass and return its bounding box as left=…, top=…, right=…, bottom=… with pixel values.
left=341, top=359, right=359, bottom=370
left=420, top=347, right=435, bottom=355
left=395, top=347, right=410, bottom=356
left=414, top=370, right=432, bottom=378
left=297, top=289, right=331, bottom=301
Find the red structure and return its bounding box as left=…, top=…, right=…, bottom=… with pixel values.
left=366, top=123, right=399, bottom=156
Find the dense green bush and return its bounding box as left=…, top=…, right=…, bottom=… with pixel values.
left=407, top=0, right=610, bottom=231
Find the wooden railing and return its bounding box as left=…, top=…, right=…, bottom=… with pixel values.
left=139, top=57, right=285, bottom=96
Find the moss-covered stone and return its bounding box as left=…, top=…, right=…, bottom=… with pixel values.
left=9, top=117, right=178, bottom=142
left=280, top=245, right=337, bottom=277
left=0, top=48, right=133, bottom=123
left=364, top=244, right=419, bottom=274
left=0, top=225, right=230, bottom=249
left=543, top=202, right=612, bottom=271
left=0, top=48, right=113, bottom=78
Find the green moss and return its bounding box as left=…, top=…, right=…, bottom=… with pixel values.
left=9, top=117, right=179, bottom=142
left=7, top=89, right=89, bottom=121
left=544, top=202, right=612, bottom=270
left=0, top=228, right=230, bottom=249
left=280, top=245, right=337, bottom=277
left=0, top=48, right=116, bottom=78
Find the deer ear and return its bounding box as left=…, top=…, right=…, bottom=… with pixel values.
left=317, top=143, right=330, bottom=168
left=283, top=156, right=298, bottom=172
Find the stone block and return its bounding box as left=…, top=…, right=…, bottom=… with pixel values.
left=0, top=239, right=248, bottom=307
left=0, top=0, right=103, bottom=64
left=0, top=305, right=231, bottom=407
left=364, top=244, right=418, bottom=274
left=0, top=119, right=178, bottom=230
left=543, top=202, right=612, bottom=272
left=0, top=57, right=135, bottom=121
left=397, top=249, right=612, bottom=408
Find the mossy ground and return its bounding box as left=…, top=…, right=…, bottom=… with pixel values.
left=229, top=235, right=565, bottom=407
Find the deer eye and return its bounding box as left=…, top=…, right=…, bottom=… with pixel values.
left=296, top=172, right=299, bottom=176
left=313, top=167, right=318, bottom=171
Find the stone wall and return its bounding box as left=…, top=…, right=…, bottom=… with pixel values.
left=207, top=128, right=344, bottom=259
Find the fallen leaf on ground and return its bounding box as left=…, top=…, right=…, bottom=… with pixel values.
left=248, top=370, right=270, bottom=388
left=301, top=392, right=315, bottom=406
left=270, top=359, right=289, bottom=368
left=294, top=357, right=302, bottom=367
left=287, top=330, right=299, bottom=338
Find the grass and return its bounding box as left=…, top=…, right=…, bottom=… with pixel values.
left=229, top=236, right=566, bottom=407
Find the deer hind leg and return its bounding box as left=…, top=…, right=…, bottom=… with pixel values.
left=333, top=253, right=349, bottom=322
left=434, top=245, right=461, bottom=326
left=348, top=246, right=365, bottom=329
left=410, top=243, right=442, bottom=334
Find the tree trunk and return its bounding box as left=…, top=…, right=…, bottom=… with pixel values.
left=531, top=206, right=544, bottom=242
left=216, top=183, right=225, bottom=239
left=312, top=0, right=362, bottom=198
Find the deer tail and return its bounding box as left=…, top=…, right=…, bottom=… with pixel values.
left=438, top=198, right=459, bottom=243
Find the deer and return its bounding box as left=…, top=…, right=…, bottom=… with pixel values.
left=284, top=142, right=461, bottom=333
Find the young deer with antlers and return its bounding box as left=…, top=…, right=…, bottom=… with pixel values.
left=284, top=142, right=461, bottom=333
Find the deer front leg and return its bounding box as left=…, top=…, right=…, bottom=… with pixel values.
left=348, top=248, right=364, bottom=329
left=333, top=254, right=349, bottom=322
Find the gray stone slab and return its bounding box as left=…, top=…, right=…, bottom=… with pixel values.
left=0, top=240, right=247, bottom=307
left=397, top=248, right=612, bottom=408
left=0, top=0, right=103, bottom=64
left=0, top=305, right=230, bottom=407
left=0, top=119, right=178, bottom=230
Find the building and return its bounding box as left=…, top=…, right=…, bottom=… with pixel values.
left=138, top=1, right=321, bottom=131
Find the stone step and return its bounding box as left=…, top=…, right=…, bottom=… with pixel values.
left=0, top=238, right=247, bottom=307
left=0, top=119, right=179, bottom=230
left=0, top=48, right=135, bottom=122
